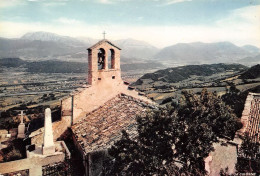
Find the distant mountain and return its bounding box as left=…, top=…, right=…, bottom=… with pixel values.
left=0, top=37, right=87, bottom=60
left=239, top=64, right=260, bottom=79
left=114, top=38, right=159, bottom=59
left=21, top=31, right=88, bottom=47
left=76, top=37, right=98, bottom=45
left=0, top=32, right=158, bottom=61
left=0, top=32, right=259, bottom=65
left=153, top=42, right=254, bottom=64
left=237, top=54, right=260, bottom=66
left=133, top=63, right=247, bottom=85
left=242, top=45, right=260, bottom=54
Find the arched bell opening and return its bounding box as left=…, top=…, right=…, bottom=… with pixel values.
left=98, top=48, right=106, bottom=70
left=109, top=49, right=115, bottom=69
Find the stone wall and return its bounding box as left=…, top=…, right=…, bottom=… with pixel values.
left=239, top=93, right=254, bottom=135
left=208, top=142, right=238, bottom=176
left=0, top=153, right=65, bottom=175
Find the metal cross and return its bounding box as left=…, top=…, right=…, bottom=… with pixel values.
left=18, top=110, right=25, bottom=124
left=103, top=31, right=106, bottom=39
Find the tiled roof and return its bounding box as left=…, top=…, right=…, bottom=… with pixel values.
left=71, top=93, right=155, bottom=154
left=87, top=39, right=121, bottom=50
left=240, top=93, right=260, bottom=142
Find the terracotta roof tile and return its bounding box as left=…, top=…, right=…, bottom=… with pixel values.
left=71, top=93, right=155, bottom=153
left=241, top=93, right=260, bottom=142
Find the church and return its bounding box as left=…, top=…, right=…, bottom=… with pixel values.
left=59, top=39, right=156, bottom=175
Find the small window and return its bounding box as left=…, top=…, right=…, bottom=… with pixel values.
left=98, top=78, right=101, bottom=80
left=112, top=76, right=115, bottom=79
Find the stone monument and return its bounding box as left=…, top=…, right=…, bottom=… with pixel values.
left=17, top=110, right=26, bottom=138
left=42, top=108, right=55, bottom=155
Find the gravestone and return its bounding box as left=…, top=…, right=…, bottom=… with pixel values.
left=17, top=110, right=26, bottom=138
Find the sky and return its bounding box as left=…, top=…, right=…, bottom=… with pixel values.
left=0, top=0, right=260, bottom=48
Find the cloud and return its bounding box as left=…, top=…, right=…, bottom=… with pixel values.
left=54, top=18, right=82, bottom=25
left=0, top=5, right=259, bottom=48
left=164, top=0, right=192, bottom=5
left=0, top=0, right=26, bottom=8
left=98, top=0, right=113, bottom=4
left=215, top=5, right=260, bottom=45
left=96, top=0, right=130, bottom=4
left=217, top=5, right=260, bottom=26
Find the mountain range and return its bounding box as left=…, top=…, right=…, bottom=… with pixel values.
left=0, top=31, right=259, bottom=65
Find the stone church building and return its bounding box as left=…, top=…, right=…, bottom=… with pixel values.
left=59, top=39, right=155, bottom=175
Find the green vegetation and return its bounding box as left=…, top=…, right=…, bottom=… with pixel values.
left=1, top=139, right=26, bottom=162
left=0, top=58, right=26, bottom=67
left=222, top=84, right=260, bottom=118
left=221, top=85, right=248, bottom=118
left=239, top=64, right=260, bottom=79
left=236, top=133, right=260, bottom=173
left=26, top=60, right=87, bottom=73
left=134, top=63, right=247, bottom=85
left=105, top=89, right=241, bottom=175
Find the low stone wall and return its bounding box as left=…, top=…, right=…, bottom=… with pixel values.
left=208, top=142, right=238, bottom=176
left=0, top=153, right=65, bottom=175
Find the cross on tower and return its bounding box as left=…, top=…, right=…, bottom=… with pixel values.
left=103, top=31, right=106, bottom=39
left=18, top=110, right=25, bottom=124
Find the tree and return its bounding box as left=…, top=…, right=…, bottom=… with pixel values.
left=236, top=133, right=260, bottom=173
left=106, top=89, right=241, bottom=175
left=221, top=84, right=248, bottom=117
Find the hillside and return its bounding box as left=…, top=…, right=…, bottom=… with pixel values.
left=239, top=64, right=260, bottom=79
left=0, top=58, right=26, bottom=67
left=237, top=54, right=260, bottom=66
left=242, top=45, right=260, bottom=53
left=114, top=39, right=159, bottom=59
left=132, top=63, right=260, bottom=104
left=133, top=63, right=247, bottom=85
left=153, top=42, right=255, bottom=64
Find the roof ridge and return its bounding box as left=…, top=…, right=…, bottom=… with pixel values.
left=87, top=39, right=121, bottom=50
left=120, top=93, right=157, bottom=109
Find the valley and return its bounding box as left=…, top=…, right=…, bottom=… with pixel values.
left=133, top=64, right=260, bottom=104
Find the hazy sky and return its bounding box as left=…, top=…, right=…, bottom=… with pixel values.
left=0, top=0, right=260, bottom=48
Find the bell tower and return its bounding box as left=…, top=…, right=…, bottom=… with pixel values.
left=87, top=39, right=122, bottom=85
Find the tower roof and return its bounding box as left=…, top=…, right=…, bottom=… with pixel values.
left=87, top=39, right=121, bottom=50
